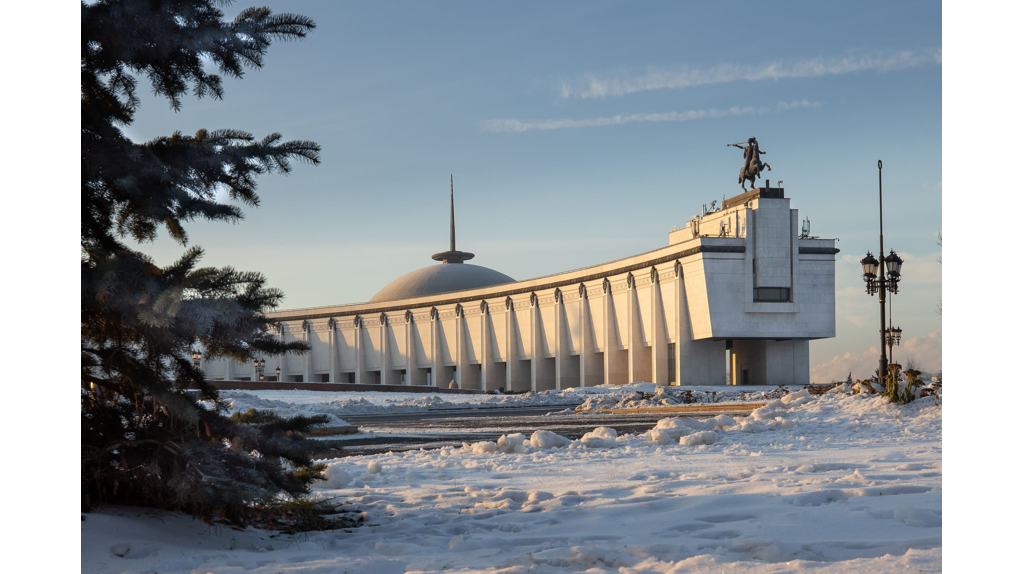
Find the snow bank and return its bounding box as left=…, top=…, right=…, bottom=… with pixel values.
left=222, top=392, right=352, bottom=426
left=679, top=429, right=718, bottom=445
left=463, top=431, right=572, bottom=455
left=573, top=426, right=619, bottom=448
left=84, top=387, right=943, bottom=574
left=713, top=413, right=736, bottom=428
left=496, top=433, right=528, bottom=453
left=643, top=417, right=716, bottom=444
left=529, top=430, right=571, bottom=449
left=780, top=387, right=813, bottom=407
left=322, top=463, right=353, bottom=488
left=221, top=384, right=799, bottom=423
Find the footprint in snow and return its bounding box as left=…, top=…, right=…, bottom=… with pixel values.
left=696, top=514, right=757, bottom=524
left=693, top=529, right=743, bottom=540
left=668, top=523, right=714, bottom=533
left=110, top=542, right=161, bottom=559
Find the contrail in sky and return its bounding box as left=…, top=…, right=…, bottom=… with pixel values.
left=478, top=99, right=820, bottom=133
left=557, top=50, right=941, bottom=99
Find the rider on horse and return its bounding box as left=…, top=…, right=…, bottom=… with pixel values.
left=729, top=137, right=771, bottom=191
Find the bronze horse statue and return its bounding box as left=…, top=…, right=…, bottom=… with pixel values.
left=728, top=138, right=771, bottom=191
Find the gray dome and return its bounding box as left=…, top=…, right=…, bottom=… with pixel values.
left=370, top=263, right=514, bottom=303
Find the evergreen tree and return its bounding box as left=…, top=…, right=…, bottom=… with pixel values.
left=81, top=0, right=334, bottom=526
left=845, top=372, right=853, bottom=385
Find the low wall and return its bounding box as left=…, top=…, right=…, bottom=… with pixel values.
left=207, top=380, right=486, bottom=394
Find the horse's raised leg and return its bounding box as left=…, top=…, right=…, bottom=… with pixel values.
left=764, top=163, right=771, bottom=172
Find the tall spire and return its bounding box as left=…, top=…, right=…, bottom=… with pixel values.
left=450, top=174, right=456, bottom=252
left=432, top=175, right=475, bottom=264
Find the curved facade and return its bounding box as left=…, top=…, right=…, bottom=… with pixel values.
left=370, top=264, right=514, bottom=303
left=203, top=188, right=838, bottom=388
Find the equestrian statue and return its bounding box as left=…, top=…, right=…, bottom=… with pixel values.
left=728, top=137, right=771, bottom=191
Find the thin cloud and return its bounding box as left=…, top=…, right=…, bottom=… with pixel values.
left=810, top=330, right=942, bottom=383
left=479, top=99, right=819, bottom=133
left=559, top=49, right=941, bottom=99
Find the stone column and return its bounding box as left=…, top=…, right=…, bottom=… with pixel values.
left=603, top=278, right=627, bottom=385
left=554, top=289, right=568, bottom=390
left=278, top=323, right=287, bottom=382
left=627, top=273, right=645, bottom=384
left=404, top=311, right=414, bottom=386
left=430, top=308, right=442, bottom=388
left=379, top=313, right=392, bottom=385
left=650, top=268, right=669, bottom=386
left=579, top=284, right=601, bottom=387
left=603, top=280, right=611, bottom=385
left=302, top=320, right=312, bottom=383
left=224, top=354, right=232, bottom=381
left=455, top=305, right=467, bottom=388
left=354, top=316, right=367, bottom=385
left=480, top=301, right=491, bottom=390
left=328, top=318, right=339, bottom=383
left=506, top=297, right=528, bottom=391
left=674, top=261, right=691, bottom=386
left=529, top=293, right=539, bottom=392
left=794, top=340, right=810, bottom=385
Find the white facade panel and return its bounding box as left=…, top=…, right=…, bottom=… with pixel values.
left=637, top=286, right=652, bottom=346
left=389, top=327, right=406, bottom=369
left=490, top=312, right=507, bottom=362
left=413, top=322, right=430, bottom=368
left=465, top=315, right=481, bottom=364
left=590, top=300, right=605, bottom=352
left=364, top=327, right=381, bottom=370
left=565, top=301, right=582, bottom=354
left=439, top=319, right=455, bottom=366
left=284, top=332, right=302, bottom=374
left=539, top=305, right=556, bottom=356
left=310, top=329, right=330, bottom=372
left=612, top=291, right=628, bottom=349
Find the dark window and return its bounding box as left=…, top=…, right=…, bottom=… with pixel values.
left=667, top=343, right=676, bottom=384
left=754, top=287, right=790, bottom=302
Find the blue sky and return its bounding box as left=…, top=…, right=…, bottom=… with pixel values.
left=130, top=0, right=942, bottom=381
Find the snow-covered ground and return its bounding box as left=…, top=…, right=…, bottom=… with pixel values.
left=83, top=387, right=942, bottom=573
left=220, top=383, right=790, bottom=426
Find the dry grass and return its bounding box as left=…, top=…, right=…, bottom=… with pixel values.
left=307, top=425, right=359, bottom=437
left=242, top=498, right=364, bottom=534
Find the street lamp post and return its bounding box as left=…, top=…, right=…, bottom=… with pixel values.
left=275, top=366, right=281, bottom=382
left=884, top=249, right=904, bottom=366
left=190, top=348, right=202, bottom=370
left=885, top=325, right=903, bottom=367
left=253, top=358, right=266, bottom=381
left=860, top=160, right=905, bottom=386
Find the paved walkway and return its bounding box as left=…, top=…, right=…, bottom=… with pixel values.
left=331, top=403, right=761, bottom=456
left=591, top=402, right=766, bottom=415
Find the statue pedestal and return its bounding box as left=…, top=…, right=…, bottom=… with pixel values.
left=723, top=187, right=785, bottom=210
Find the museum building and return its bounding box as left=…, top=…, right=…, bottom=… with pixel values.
left=202, top=185, right=838, bottom=389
